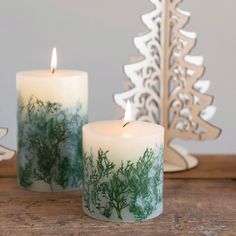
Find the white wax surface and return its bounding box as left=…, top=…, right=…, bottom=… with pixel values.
left=16, top=70, right=88, bottom=114
left=83, top=120, right=164, bottom=166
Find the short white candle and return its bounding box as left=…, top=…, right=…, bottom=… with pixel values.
left=16, top=48, right=88, bottom=192
left=82, top=102, right=164, bottom=222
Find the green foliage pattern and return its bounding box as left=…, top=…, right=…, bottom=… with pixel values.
left=17, top=95, right=87, bottom=191
left=83, top=146, right=163, bottom=221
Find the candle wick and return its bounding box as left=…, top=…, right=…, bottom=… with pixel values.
left=123, top=122, right=130, bottom=128
left=51, top=68, right=55, bottom=74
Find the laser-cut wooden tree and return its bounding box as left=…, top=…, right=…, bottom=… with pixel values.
left=114, top=0, right=221, bottom=172
left=0, top=128, right=15, bottom=161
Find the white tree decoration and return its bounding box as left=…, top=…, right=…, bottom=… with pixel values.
left=0, top=128, right=15, bottom=161
left=114, top=0, right=221, bottom=172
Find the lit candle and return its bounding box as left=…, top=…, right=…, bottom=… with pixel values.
left=16, top=48, right=88, bottom=192
left=82, top=101, right=164, bottom=222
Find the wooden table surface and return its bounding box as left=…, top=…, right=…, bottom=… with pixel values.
left=0, top=155, right=236, bottom=236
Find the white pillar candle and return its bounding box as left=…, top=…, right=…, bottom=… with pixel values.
left=16, top=49, right=88, bottom=192
left=82, top=102, right=164, bottom=222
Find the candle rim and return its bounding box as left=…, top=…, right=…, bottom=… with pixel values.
left=83, top=120, right=164, bottom=138
left=16, top=70, right=88, bottom=79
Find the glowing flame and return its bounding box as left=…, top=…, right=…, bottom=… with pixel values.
left=123, top=100, right=132, bottom=124
left=51, top=47, right=57, bottom=74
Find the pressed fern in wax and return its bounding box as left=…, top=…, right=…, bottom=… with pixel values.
left=16, top=49, right=88, bottom=192
left=82, top=104, right=164, bottom=222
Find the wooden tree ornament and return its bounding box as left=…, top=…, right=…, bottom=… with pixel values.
left=0, top=128, right=15, bottom=161
left=114, top=0, right=221, bottom=172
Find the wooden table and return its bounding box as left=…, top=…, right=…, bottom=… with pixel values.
left=0, top=155, right=236, bottom=236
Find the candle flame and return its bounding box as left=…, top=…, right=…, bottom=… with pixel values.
left=51, top=47, right=57, bottom=74
left=123, top=100, right=132, bottom=125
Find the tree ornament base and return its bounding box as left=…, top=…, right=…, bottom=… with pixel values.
left=164, top=145, right=199, bottom=172
left=0, top=128, right=15, bottom=162
left=0, top=146, right=15, bottom=162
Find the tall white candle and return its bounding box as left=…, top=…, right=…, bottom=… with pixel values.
left=82, top=102, right=164, bottom=222
left=17, top=70, right=88, bottom=113
left=16, top=49, right=88, bottom=192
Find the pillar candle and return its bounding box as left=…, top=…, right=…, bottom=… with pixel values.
left=82, top=103, right=164, bottom=222
left=16, top=49, right=88, bottom=192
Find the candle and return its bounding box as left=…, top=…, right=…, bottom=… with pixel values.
left=82, top=102, right=164, bottom=222
left=16, top=48, right=88, bottom=192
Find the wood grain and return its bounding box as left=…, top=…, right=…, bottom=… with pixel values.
left=0, top=155, right=236, bottom=235
left=0, top=178, right=235, bottom=236
left=1, top=155, right=236, bottom=179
